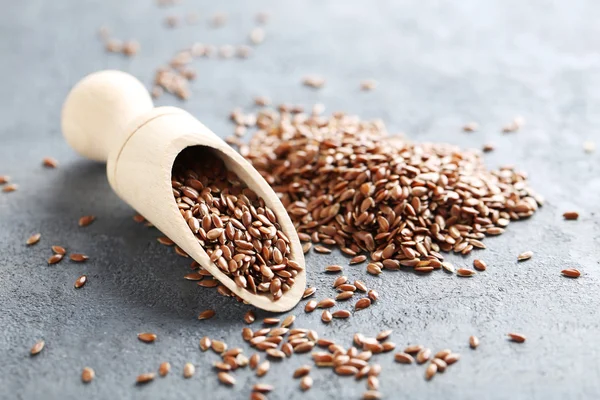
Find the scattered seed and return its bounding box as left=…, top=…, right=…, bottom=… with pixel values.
left=563, top=211, right=579, bottom=220
left=561, top=268, right=581, bottom=278
left=325, top=265, right=343, bottom=273
left=416, top=348, right=431, bottom=364
left=376, top=330, right=392, bottom=341
left=332, top=310, right=351, bottom=319
left=74, top=275, right=87, bottom=289
left=136, top=373, right=155, bottom=384
left=443, top=353, right=460, bottom=365
left=473, top=259, right=487, bottom=271
left=253, top=383, right=274, bottom=393
left=158, top=362, right=170, bottom=377
left=360, top=80, right=377, bottom=91
left=249, top=28, right=265, bottom=45
left=354, top=281, right=368, bottom=292
left=198, top=309, right=216, bottom=320
left=367, top=290, right=379, bottom=301
left=81, top=367, right=94, bottom=383
left=507, top=333, right=526, bottom=343
left=517, top=251, right=533, bottom=261
left=362, top=390, right=381, bottom=400
left=303, top=76, right=325, bottom=89
left=263, top=318, right=280, bottom=325
left=349, top=255, right=367, bottom=265
left=52, top=245, right=66, bottom=255
left=47, top=254, right=63, bottom=265
left=355, top=298, right=371, bottom=311
left=256, top=361, right=270, bottom=377
left=70, top=253, right=89, bottom=262
left=212, top=340, right=227, bottom=353
left=456, top=268, right=476, bottom=277
left=469, top=336, right=480, bottom=349
left=78, top=215, right=96, bottom=227
left=425, top=362, right=438, bottom=380
left=294, top=365, right=311, bottom=378
left=583, top=141, right=596, bottom=153
left=0, top=175, right=9, bottom=184
left=394, top=352, right=414, bottom=364
left=404, top=345, right=423, bottom=354
left=30, top=340, right=45, bottom=355
left=434, top=349, right=451, bottom=359
left=183, top=363, right=195, bottom=378
left=314, top=245, right=332, bottom=254
left=200, top=336, right=211, bottom=351
left=157, top=236, right=174, bottom=246
left=317, top=298, right=335, bottom=308
left=303, top=287, right=316, bottom=298
left=300, top=376, right=313, bottom=391
left=138, top=333, right=157, bottom=343
left=463, top=122, right=479, bottom=132
left=2, top=183, right=17, bottom=192
left=321, top=310, right=332, bottom=323
left=281, top=315, right=296, bottom=328
left=26, top=233, right=41, bottom=245
left=244, top=310, right=256, bottom=324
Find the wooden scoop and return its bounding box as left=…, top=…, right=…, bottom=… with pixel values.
left=61, top=70, right=306, bottom=312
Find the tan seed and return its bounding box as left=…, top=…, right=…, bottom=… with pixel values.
left=349, top=255, right=367, bottom=264
left=138, top=333, right=157, bottom=343
left=303, top=287, right=316, bottom=298
left=47, top=254, right=63, bottom=265
left=314, top=245, right=332, bottom=254
left=200, top=336, right=211, bottom=351
left=198, top=309, right=216, bottom=320
left=157, top=236, right=174, bottom=246
left=51, top=246, right=66, bottom=255
left=212, top=340, right=227, bottom=353
left=78, top=215, right=96, bottom=227
left=300, top=375, right=313, bottom=391
left=218, top=371, right=235, bottom=385
left=404, top=344, right=423, bottom=354
left=425, top=362, right=438, bottom=380
left=376, top=330, right=392, bottom=341
left=362, top=390, right=381, bottom=400
left=81, top=367, right=94, bottom=383
left=355, top=298, right=371, bottom=311
left=367, top=375, right=379, bottom=390
left=354, top=280, right=368, bottom=292
left=434, top=349, right=451, bottom=359
left=70, top=253, right=89, bottom=262
left=158, top=362, right=170, bottom=377
left=394, top=352, right=414, bottom=364
left=294, top=365, right=311, bottom=378
left=463, top=122, right=479, bottom=132
left=325, top=265, right=343, bottom=273
left=266, top=348, right=286, bottom=359
left=317, top=298, right=335, bottom=308
left=508, top=333, right=526, bottom=343
left=42, top=157, right=58, bottom=168
left=183, top=363, right=195, bottom=378
left=2, top=183, right=17, bottom=192
left=431, top=357, right=447, bottom=372
left=469, top=335, right=480, bottom=349
left=336, top=291, right=354, bottom=301
left=263, top=317, right=280, bottom=325
left=321, top=310, right=332, bottom=323
left=335, top=365, right=359, bottom=376
left=244, top=310, right=256, bottom=324
left=473, top=259, right=486, bottom=271
left=30, top=340, right=45, bottom=355
left=281, top=315, right=296, bottom=328
left=456, top=268, right=476, bottom=277
left=563, top=211, right=579, bottom=220
left=332, top=310, right=351, bottom=319
left=74, top=275, right=87, bottom=289
left=444, top=353, right=461, bottom=365
left=136, top=373, right=155, bottom=384
left=26, top=233, right=41, bottom=245
left=366, top=263, right=382, bottom=275
left=305, top=300, right=317, bottom=313
left=256, top=361, right=270, bottom=377
left=0, top=175, right=9, bottom=184
left=249, top=353, right=260, bottom=369
left=561, top=268, right=581, bottom=278
left=367, top=290, right=379, bottom=301
left=416, top=348, right=431, bottom=364
left=517, top=251, right=533, bottom=261
left=253, top=383, right=274, bottom=393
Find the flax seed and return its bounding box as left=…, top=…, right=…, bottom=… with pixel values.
left=2, top=183, right=17, bottom=192
left=70, top=253, right=89, bottom=262
left=256, top=361, right=270, bottom=377
left=354, top=281, right=368, bottom=292
left=425, top=362, right=437, bottom=380
left=138, top=333, right=157, bottom=343
left=136, top=373, right=155, bottom=384
left=561, top=268, right=581, bottom=278
left=394, top=352, right=414, bottom=364
left=81, top=367, right=94, bottom=383
left=517, top=251, right=533, bottom=261
left=456, top=268, right=476, bottom=277
left=158, top=362, right=170, bottom=376
left=507, top=333, right=526, bottom=343
left=317, top=298, right=335, bottom=308
left=183, top=363, right=195, bottom=378
left=212, top=340, right=227, bottom=353
left=321, top=310, right=332, bottom=323
left=303, top=287, right=316, bottom=298
left=48, top=254, right=63, bottom=265
left=473, top=259, right=486, bottom=271
left=300, top=375, right=313, bottom=391
left=325, top=265, right=343, bottom=273
left=350, top=255, right=367, bottom=264
left=51, top=246, right=66, bottom=255
left=332, top=310, right=351, bottom=319
left=362, top=391, right=381, bottom=400
left=416, top=348, right=431, bottom=364
left=74, top=275, right=87, bottom=289
left=26, top=233, right=41, bottom=245
left=198, top=309, right=215, bottom=320
left=263, top=318, right=280, bottom=325
left=444, top=353, right=461, bottom=365
left=563, top=211, right=579, bottom=220
left=200, top=336, right=211, bottom=351
left=355, top=298, right=371, bottom=311
left=469, top=336, right=480, bottom=349
left=30, top=340, right=45, bottom=355
left=244, top=310, right=256, bottom=324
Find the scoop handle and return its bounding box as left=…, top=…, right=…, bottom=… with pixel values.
left=61, top=70, right=154, bottom=162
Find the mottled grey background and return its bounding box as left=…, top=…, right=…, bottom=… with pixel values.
left=1, top=1, right=599, bottom=399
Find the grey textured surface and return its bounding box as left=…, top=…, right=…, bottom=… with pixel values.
left=1, top=0, right=599, bottom=399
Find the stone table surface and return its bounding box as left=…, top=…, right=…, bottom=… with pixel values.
left=1, top=1, right=599, bottom=399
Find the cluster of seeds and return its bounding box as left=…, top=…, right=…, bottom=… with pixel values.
left=229, top=106, right=542, bottom=274
left=98, top=28, right=140, bottom=57
left=171, top=147, right=302, bottom=300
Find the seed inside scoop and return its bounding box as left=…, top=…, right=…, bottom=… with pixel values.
left=172, top=147, right=302, bottom=301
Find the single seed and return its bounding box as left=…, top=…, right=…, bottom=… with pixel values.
left=314, top=245, right=332, bottom=253
left=256, top=361, right=270, bottom=377
left=355, top=298, right=371, bottom=311
left=74, top=275, right=87, bottom=289
left=456, top=268, right=476, bottom=277
left=563, top=211, right=579, bottom=220
left=335, top=365, right=359, bottom=376
left=321, top=310, right=332, bottom=323
left=416, top=348, right=431, bottom=364
left=561, top=268, right=581, bottom=278
left=367, top=375, right=379, bottom=390
left=212, top=340, right=227, bottom=353
left=157, top=236, right=174, bottom=246
left=434, top=349, right=451, bottom=359
left=138, top=333, right=157, bottom=343
left=266, top=349, right=286, bottom=359
left=2, top=183, right=17, bottom=192
left=362, top=390, right=381, bottom=400
left=431, top=358, right=447, bottom=372
left=198, top=309, right=216, bottom=320
left=367, top=290, right=379, bottom=301
left=30, top=340, right=45, bottom=355
left=136, top=373, right=155, bottom=384
left=300, top=376, right=313, bottom=391
left=52, top=246, right=66, bottom=255
left=183, top=363, right=195, bottom=378
left=404, top=345, right=423, bottom=354
left=42, top=157, right=58, bottom=168
left=47, top=254, right=63, bottom=265
left=444, top=353, right=461, bottom=365
left=469, top=335, right=480, bottom=349
left=360, top=80, right=378, bottom=91
left=217, top=371, right=235, bottom=385
left=133, top=214, right=145, bottom=223
left=473, top=259, right=486, bottom=271
left=250, top=353, right=260, bottom=369
left=394, top=352, right=414, bottom=364
left=517, top=251, right=533, bottom=261
left=325, top=265, right=343, bottom=273
left=244, top=310, right=256, bottom=324
left=0, top=175, right=9, bottom=184
left=263, top=317, right=280, bottom=325
left=281, top=315, right=296, bottom=328
left=332, top=310, right=351, bottom=319
left=253, top=383, right=274, bottom=393
left=507, top=333, right=526, bottom=343
left=81, top=367, right=94, bottom=383
left=350, top=255, right=367, bottom=264
left=317, top=298, right=335, bottom=308
left=354, top=281, right=367, bottom=292
left=294, top=365, right=311, bottom=378
left=199, top=336, right=211, bottom=351
left=70, top=253, right=89, bottom=262
left=463, top=122, right=479, bottom=132
left=333, top=276, right=348, bottom=287
left=158, top=362, right=170, bottom=376
left=425, top=362, right=438, bottom=380
left=376, top=330, right=392, bottom=341
left=26, top=233, right=41, bottom=245
left=78, top=215, right=96, bottom=227
left=303, top=287, right=316, bottom=298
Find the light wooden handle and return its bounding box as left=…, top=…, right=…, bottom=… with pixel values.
left=61, top=70, right=154, bottom=162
